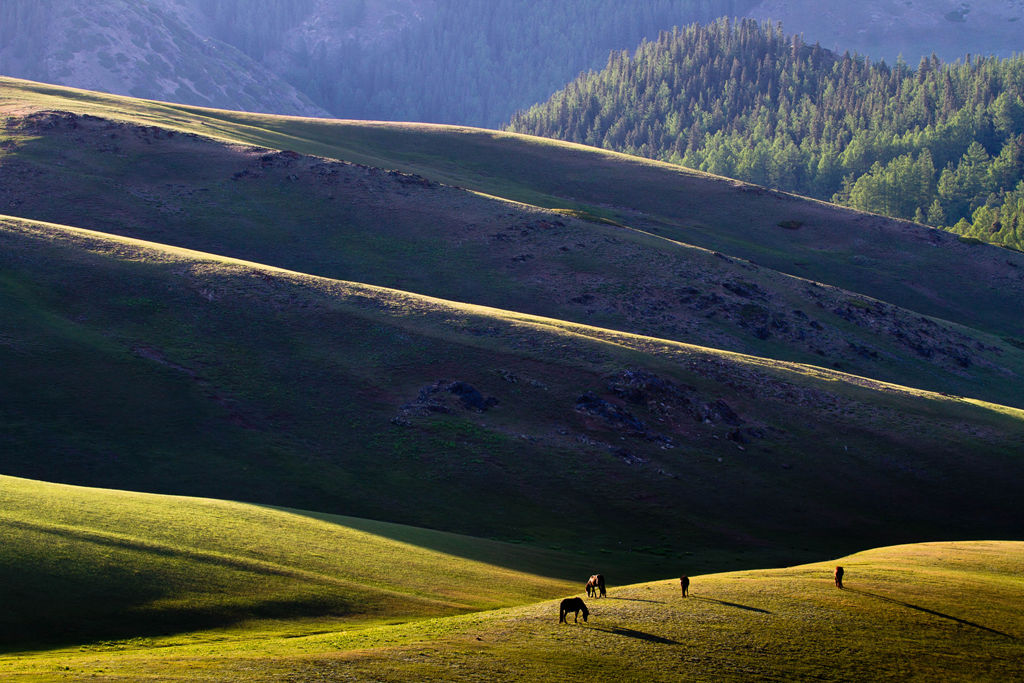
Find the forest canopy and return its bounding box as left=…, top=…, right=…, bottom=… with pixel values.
left=506, top=18, right=1024, bottom=251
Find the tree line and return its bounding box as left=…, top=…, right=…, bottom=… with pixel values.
left=506, top=18, right=1024, bottom=251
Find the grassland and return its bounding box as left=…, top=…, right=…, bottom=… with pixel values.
left=1, top=211, right=1021, bottom=572
left=0, top=475, right=584, bottom=651
left=3, top=84, right=1024, bottom=410
left=1, top=478, right=1020, bottom=682
left=0, top=77, right=1022, bottom=678
left=4, top=75, right=1023, bottom=344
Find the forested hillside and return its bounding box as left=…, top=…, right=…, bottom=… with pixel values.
left=507, top=19, right=1024, bottom=251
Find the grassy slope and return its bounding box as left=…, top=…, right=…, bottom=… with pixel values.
left=1, top=213, right=1022, bottom=573
left=0, top=78, right=1021, bottom=681
left=2, top=89, right=1024, bottom=410
left=3, top=76, right=1022, bottom=344
left=3, top=535, right=1021, bottom=681
left=0, top=474, right=581, bottom=650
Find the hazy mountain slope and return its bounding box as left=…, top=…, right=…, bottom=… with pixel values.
left=2, top=213, right=1022, bottom=573
left=4, top=1, right=1022, bottom=127
left=2, top=106, right=1023, bottom=408
left=1, top=0, right=761, bottom=126
left=746, top=0, right=1024, bottom=62
left=0, top=0, right=326, bottom=117
left=255, top=0, right=761, bottom=126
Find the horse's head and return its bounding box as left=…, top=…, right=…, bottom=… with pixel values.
left=581, top=605, right=589, bottom=622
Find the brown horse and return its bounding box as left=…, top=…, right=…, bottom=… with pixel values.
left=834, top=565, right=844, bottom=589
left=680, top=575, right=689, bottom=597
left=559, top=597, right=589, bottom=623
left=585, top=574, right=606, bottom=598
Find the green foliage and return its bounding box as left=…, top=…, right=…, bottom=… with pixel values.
left=507, top=19, right=1024, bottom=250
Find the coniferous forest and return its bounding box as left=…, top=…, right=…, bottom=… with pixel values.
left=507, top=18, right=1024, bottom=251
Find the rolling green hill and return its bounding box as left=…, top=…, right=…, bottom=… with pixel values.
left=0, top=475, right=581, bottom=649
left=2, top=488, right=1020, bottom=682
left=0, top=76, right=1022, bottom=680
left=3, top=77, right=1024, bottom=410
left=1, top=76, right=1023, bottom=562
left=1, top=211, right=1022, bottom=573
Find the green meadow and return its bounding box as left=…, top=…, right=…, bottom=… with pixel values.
left=1, top=476, right=1020, bottom=680
left=0, top=78, right=1022, bottom=679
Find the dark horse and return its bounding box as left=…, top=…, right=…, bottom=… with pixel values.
left=559, top=597, right=589, bottom=623
left=834, top=565, right=844, bottom=589
left=680, top=575, right=689, bottom=597
left=585, top=574, right=606, bottom=598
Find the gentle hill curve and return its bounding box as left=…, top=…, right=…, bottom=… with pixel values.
left=0, top=213, right=1021, bottom=578
left=0, top=474, right=578, bottom=649
left=3, top=539, right=1021, bottom=680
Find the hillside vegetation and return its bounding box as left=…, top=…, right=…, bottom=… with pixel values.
left=0, top=475, right=580, bottom=649
left=3, top=78, right=1024, bottom=410
left=0, top=70, right=1022, bottom=680
left=507, top=18, right=1024, bottom=251
left=3, top=522, right=1021, bottom=680
left=1, top=210, right=1023, bottom=575
left=6, top=2, right=1024, bottom=130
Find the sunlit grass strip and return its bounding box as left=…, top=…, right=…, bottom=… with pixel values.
left=2, top=541, right=1020, bottom=681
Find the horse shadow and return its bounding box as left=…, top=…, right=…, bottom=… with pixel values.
left=691, top=596, right=772, bottom=614
left=589, top=626, right=680, bottom=644
left=845, top=588, right=1018, bottom=640
left=605, top=597, right=666, bottom=604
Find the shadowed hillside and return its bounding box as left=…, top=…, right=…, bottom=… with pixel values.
left=2, top=87, right=1024, bottom=409
left=0, top=475, right=584, bottom=649
left=0, top=76, right=1022, bottom=584
left=1, top=214, right=1022, bottom=576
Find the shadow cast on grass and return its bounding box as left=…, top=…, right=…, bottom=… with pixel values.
left=690, top=596, right=771, bottom=614
left=588, top=626, right=679, bottom=645
left=603, top=597, right=666, bottom=604
left=846, top=588, right=1018, bottom=640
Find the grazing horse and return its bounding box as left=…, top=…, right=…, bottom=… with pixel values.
left=559, top=597, right=589, bottom=623
left=680, top=575, right=689, bottom=597
left=834, top=565, right=844, bottom=589
left=586, top=573, right=606, bottom=598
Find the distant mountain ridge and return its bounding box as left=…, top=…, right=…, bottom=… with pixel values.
left=1, top=0, right=759, bottom=124
left=747, top=0, right=1024, bottom=63
left=3, top=1, right=1023, bottom=126
left=0, top=0, right=328, bottom=117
